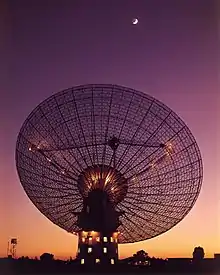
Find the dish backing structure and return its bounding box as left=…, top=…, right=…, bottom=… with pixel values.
left=16, top=84, right=203, bottom=265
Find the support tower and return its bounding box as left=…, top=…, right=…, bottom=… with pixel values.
left=75, top=156, right=127, bottom=265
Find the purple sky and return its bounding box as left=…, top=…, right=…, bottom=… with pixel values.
left=1, top=0, right=219, bottom=258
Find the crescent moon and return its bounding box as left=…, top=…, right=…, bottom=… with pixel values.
left=132, top=18, right=138, bottom=25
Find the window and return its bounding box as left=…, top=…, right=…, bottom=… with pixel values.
left=88, top=237, right=92, bottom=244
left=110, top=237, right=113, bottom=242
left=96, top=258, right=100, bottom=263
left=111, top=259, right=114, bottom=265
left=78, top=248, right=80, bottom=253
left=103, top=247, right=107, bottom=253
left=96, top=237, right=100, bottom=242
left=103, top=237, right=107, bottom=242
left=88, top=247, right=92, bottom=253
left=81, top=259, right=84, bottom=264
left=115, top=238, right=118, bottom=243
left=82, top=237, right=85, bottom=243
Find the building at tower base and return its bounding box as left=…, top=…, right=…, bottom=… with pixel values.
left=77, top=231, right=119, bottom=265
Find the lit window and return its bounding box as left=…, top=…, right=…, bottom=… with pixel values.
left=96, top=237, right=100, bottom=242
left=103, top=237, right=107, bottom=242
left=88, top=247, right=92, bottom=253
left=111, top=259, right=114, bottom=264
left=78, top=248, right=80, bottom=253
left=110, top=237, right=113, bottom=242
left=96, top=258, right=100, bottom=263
left=88, top=237, right=93, bottom=244
left=82, top=231, right=88, bottom=238
left=82, top=237, right=85, bottom=242
left=103, top=247, right=107, bottom=253
left=81, top=259, right=84, bottom=264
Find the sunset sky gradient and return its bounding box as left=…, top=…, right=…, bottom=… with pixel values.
left=1, top=0, right=219, bottom=259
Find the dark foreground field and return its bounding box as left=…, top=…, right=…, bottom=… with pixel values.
left=1, top=258, right=219, bottom=275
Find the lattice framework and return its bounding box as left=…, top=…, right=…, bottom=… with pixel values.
left=16, top=84, right=203, bottom=243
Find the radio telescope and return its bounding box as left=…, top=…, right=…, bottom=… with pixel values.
left=16, top=84, right=203, bottom=265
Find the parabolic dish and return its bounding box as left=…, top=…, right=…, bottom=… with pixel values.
left=16, top=84, right=203, bottom=243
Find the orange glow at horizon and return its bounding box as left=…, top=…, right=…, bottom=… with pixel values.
left=1, top=100, right=220, bottom=260
left=1, top=186, right=219, bottom=260
left=1, top=120, right=220, bottom=260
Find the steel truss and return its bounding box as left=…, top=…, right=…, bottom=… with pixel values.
left=16, top=84, right=203, bottom=243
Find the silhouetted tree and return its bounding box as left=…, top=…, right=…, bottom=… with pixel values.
left=132, top=250, right=149, bottom=265
left=18, top=256, right=29, bottom=260
left=40, top=253, right=54, bottom=261
left=193, top=246, right=205, bottom=261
